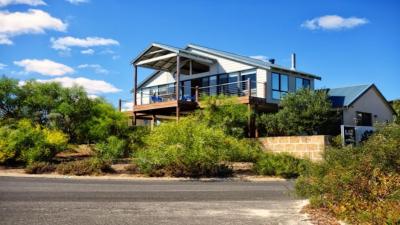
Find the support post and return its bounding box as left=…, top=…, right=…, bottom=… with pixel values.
left=176, top=56, right=180, bottom=122
left=247, top=78, right=251, bottom=97
left=134, top=65, right=138, bottom=106
left=195, top=86, right=199, bottom=102
left=118, top=99, right=122, bottom=112
left=264, top=82, right=267, bottom=99
left=151, top=114, right=156, bottom=130
left=247, top=103, right=251, bottom=138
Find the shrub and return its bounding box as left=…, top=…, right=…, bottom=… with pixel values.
left=25, top=162, right=55, bottom=174
left=134, top=117, right=259, bottom=177
left=126, top=126, right=150, bottom=154
left=56, top=159, right=113, bottom=176
left=254, top=153, right=312, bottom=178
left=94, top=136, right=126, bottom=163
left=197, top=96, right=249, bottom=138
left=257, top=89, right=337, bottom=136
left=295, top=123, right=400, bottom=224
left=0, top=119, right=68, bottom=164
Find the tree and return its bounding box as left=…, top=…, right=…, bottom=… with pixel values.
left=196, top=95, right=249, bottom=138
left=0, top=77, right=22, bottom=122
left=392, top=100, right=400, bottom=124
left=257, top=89, right=334, bottom=136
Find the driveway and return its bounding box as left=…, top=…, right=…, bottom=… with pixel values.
left=0, top=176, right=311, bottom=225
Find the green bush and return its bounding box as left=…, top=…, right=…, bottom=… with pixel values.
left=56, top=159, right=113, bottom=176
left=257, top=89, right=337, bottom=136
left=254, top=153, right=312, bottom=178
left=126, top=126, right=150, bottom=153
left=197, top=96, right=249, bottom=138
left=0, top=119, right=68, bottom=164
left=134, top=117, right=259, bottom=177
left=25, top=162, right=56, bottom=174
left=94, top=136, right=126, bottom=163
left=295, top=123, right=400, bottom=224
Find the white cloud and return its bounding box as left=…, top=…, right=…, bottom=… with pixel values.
left=0, top=9, right=67, bottom=45
left=14, top=59, right=74, bottom=76
left=121, top=101, right=133, bottom=112
left=0, top=0, right=45, bottom=7
left=81, top=48, right=94, bottom=55
left=37, top=76, right=121, bottom=94
left=65, top=0, right=88, bottom=5
left=51, top=36, right=119, bottom=51
left=250, top=55, right=268, bottom=62
left=0, top=63, right=7, bottom=70
left=77, top=64, right=108, bottom=74
left=302, top=15, right=368, bottom=30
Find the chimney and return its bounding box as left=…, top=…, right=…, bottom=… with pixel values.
left=291, top=53, right=296, bottom=70
left=268, top=58, right=275, bottom=64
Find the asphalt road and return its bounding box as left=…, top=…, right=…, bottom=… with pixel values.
left=0, top=176, right=311, bottom=225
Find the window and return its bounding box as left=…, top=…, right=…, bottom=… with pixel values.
left=201, top=77, right=209, bottom=95
left=181, top=80, right=191, bottom=97
left=356, top=112, right=372, bottom=126
left=295, top=77, right=311, bottom=90
left=272, top=73, right=289, bottom=100
left=218, top=74, right=228, bottom=94
left=209, top=75, right=217, bottom=95
left=242, top=72, right=256, bottom=89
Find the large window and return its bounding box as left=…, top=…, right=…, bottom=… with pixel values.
left=272, top=73, right=288, bottom=100
left=209, top=75, right=217, bottom=95
left=356, top=112, right=372, bottom=126
left=241, top=71, right=256, bottom=89
left=295, top=77, right=311, bottom=90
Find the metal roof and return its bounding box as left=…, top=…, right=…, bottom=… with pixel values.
left=327, top=84, right=372, bottom=107
left=134, top=42, right=321, bottom=89
left=186, top=44, right=321, bottom=80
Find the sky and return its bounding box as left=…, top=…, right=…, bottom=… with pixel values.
left=0, top=0, right=399, bottom=109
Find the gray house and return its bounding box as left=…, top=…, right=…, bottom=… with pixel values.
left=328, top=84, right=395, bottom=126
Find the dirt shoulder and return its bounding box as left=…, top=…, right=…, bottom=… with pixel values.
left=0, top=167, right=286, bottom=182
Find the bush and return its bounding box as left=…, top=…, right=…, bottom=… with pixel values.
left=0, top=119, right=68, bottom=164
left=134, top=117, right=259, bottom=177
left=126, top=126, right=150, bottom=154
left=25, top=162, right=56, bottom=174
left=257, top=89, right=336, bottom=136
left=94, top=136, right=126, bottom=163
left=295, top=123, right=400, bottom=224
left=56, top=159, right=113, bottom=176
left=197, top=96, right=249, bottom=138
left=254, top=153, right=312, bottom=178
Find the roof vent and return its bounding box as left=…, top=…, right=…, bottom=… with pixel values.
left=291, top=53, right=296, bottom=70
left=268, top=58, right=275, bottom=64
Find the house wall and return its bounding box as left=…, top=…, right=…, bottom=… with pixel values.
left=258, top=135, right=329, bottom=161
left=342, top=87, right=394, bottom=125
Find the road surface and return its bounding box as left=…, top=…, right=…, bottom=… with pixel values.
left=0, top=176, right=310, bottom=225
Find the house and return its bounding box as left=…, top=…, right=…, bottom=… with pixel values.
left=327, top=84, right=395, bottom=128
left=130, top=43, right=321, bottom=135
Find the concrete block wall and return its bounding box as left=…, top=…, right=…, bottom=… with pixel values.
left=257, top=135, right=330, bottom=161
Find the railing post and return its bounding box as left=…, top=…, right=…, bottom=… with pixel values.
left=246, top=78, right=251, bottom=97
left=118, top=98, right=122, bottom=112
left=134, top=65, right=137, bottom=106
left=195, top=86, right=199, bottom=102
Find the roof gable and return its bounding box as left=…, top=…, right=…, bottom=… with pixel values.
left=327, top=84, right=371, bottom=107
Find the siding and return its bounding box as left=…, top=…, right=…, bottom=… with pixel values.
left=342, top=87, right=394, bottom=125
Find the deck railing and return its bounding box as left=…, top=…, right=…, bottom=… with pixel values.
left=137, top=79, right=265, bottom=105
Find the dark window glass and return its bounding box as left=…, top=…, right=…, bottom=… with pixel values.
left=303, top=79, right=310, bottom=89
left=272, top=73, right=280, bottom=90
left=271, top=73, right=288, bottom=100
left=295, top=78, right=303, bottom=90
left=272, top=91, right=280, bottom=100
left=242, top=73, right=256, bottom=89
left=356, top=112, right=372, bottom=126
left=228, top=73, right=239, bottom=95
left=209, top=76, right=217, bottom=95
left=219, top=74, right=228, bottom=84
left=182, top=80, right=191, bottom=97
left=281, top=75, right=288, bottom=92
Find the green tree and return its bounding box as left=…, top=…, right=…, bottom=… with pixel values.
left=392, top=100, right=400, bottom=124
left=196, top=95, right=249, bottom=138
left=0, top=77, right=22, bottom=122
left=257, top=89, right=334, bottom=136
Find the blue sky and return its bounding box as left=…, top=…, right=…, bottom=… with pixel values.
left=0, top=0, right=399, bottom=108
